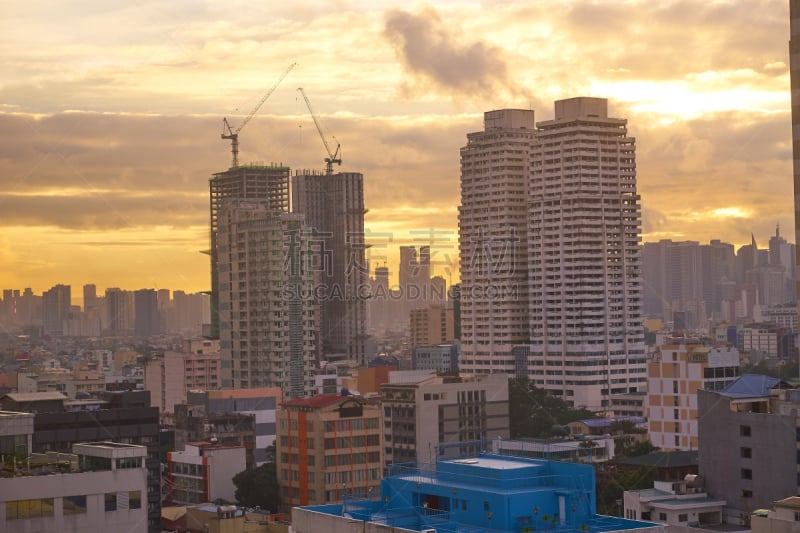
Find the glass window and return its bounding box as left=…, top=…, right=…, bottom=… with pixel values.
left=63, top=495, right=87, bottom=515
left=105, top=493, right=117, bottom=512
left=129, top=491, right=142, bottom=510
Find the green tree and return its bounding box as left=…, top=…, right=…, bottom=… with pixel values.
left=233, top=445, right=281, bottom=512
left=596, top=465, right=657, bottom=515
left=509, top=378, right=596, bottom=438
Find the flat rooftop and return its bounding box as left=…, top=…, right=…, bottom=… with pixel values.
left=444, top=456, right=544, bottom=470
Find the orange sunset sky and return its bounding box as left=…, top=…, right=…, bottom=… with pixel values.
left=0, top=0, right=794, bottom=301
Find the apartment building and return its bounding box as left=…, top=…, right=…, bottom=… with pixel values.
left=276, top=394, right=382, bottom=512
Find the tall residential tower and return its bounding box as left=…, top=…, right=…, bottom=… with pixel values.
left=459, top=98, right=647, bottom=410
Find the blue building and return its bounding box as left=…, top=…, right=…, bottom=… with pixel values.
left=292, top=453, right=661, bottom=533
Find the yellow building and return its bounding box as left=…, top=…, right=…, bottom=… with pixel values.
left=647, top=337, right=739, bottom=451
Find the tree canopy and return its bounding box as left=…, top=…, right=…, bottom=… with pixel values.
left=232, top=445, right=281, bottom=512
left=509, top=378, right=596, bottom=438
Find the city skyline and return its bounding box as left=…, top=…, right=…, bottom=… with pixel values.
left=2, top=1, right=792, bottom=295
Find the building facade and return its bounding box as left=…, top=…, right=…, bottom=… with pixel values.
left=0, top=440, right=148, bottom=533
left=209, top=164, right=291, bottom=339
left=458, top=99, right=647, bottom=411
left=166, top=441, right=246, bottom=506
left=292, top=171, right=368, bottom=365
left=216, top=200, right=317, bottom=396
left=276, top=394, right=382, bottom=512
left=459, top=109, right=534, bottom=377
left=409, top=304, right=454, bottom=348
left=381, top=371, right=510, bottom=466
left=697, top=375, right=800, bottom=525
left=647, top=338, right=740, bottom=450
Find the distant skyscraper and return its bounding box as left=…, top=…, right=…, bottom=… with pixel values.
left=292, top=171, right=368, bottom=365
left=642, top=240, right=705, bottom=327
left=208, top=164, right=290, bottom=339
left=82, top=284, right=97, bottom=313
left=367, top=264, right=391, bottom=335
left=105, top=287, right=133, bottom=335
left=216, top=199, right=317, bottom=397
left=42, top=284, right=71, bottom=335
left=459, top=99, right=647, bottom=410
left=134, top=289, right=160, bottom=337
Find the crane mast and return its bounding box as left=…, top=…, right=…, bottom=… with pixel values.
left=297, top=87, right=341, bottom=175
left=221, top=62, right=297, bottom=168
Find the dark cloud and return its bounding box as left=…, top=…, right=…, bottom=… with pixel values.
left=383, top=8, right=519, bottom=100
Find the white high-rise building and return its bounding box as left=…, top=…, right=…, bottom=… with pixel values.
left=459, top=98, right=647, bottom=410
left=458, top=109, right=535, bottom=373
left=216, top=199, right=318, bottom=397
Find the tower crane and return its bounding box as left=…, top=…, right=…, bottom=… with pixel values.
left=297, top=87, right=341, bottom=175
left=221, top=62, right=297, bottom=168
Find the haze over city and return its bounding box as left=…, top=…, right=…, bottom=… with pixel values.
left=1, top=0, right=792, bottom=297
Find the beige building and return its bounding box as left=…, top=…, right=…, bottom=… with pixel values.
left=276, top=395, right=382, bottom=513
left=752, top=496, right=800, bottom=533
left=647, top=337, right=739, bottom=450
left=144, top=339, right=222, bottom=416
left=381, top=371, right=510, bottom=466
left=409, top=304, right=454, bottom=348
left=18, top=369, right=106, bottom=399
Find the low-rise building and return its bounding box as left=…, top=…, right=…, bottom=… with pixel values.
left=624, top=477, right=726, bottom=527
left=381, top=371, right=509, bottom=466
left=751, top=496, right=800, bottom=533
left=0, top=441, right=148, bottom=532
left=492, top=435, right=615, bottom=463
left=292, top=453, right=661, bottom=533
left=165, top=441, right=246, bottom=506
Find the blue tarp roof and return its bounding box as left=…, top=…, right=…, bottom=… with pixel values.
left=719, top=374, right=782, bottom=399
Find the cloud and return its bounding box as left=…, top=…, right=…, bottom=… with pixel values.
left=383, top=7, right=519, bottom=100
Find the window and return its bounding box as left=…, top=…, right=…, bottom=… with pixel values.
left=794, top=512, right=800, bottom=522
left=742, top=490, right=753, bottom=498
left=5, top=499, right=55, bottom=520
left=740, top=425, right=751, bottom=437
left=105, top=493, right=117, bottom=512
left=63, top=495, right=87, bottom=515
left=678, top=514, right=688, bottom=522
left=659, top=513, right=667, bottom=521
left=740, top=447, right=752, bottom=459
left=741, top=468, right=752, bottom=480
left=116, top=457, right=142, bottom=469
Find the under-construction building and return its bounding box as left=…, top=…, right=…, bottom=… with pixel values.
left=208, top=164, right=290, bottom=339
left=216, top=198, right=317, bottom=397
left=292, top=170, right=368, bottom=366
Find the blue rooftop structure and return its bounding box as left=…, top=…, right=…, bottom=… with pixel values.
left=718, top=374, right=785, bottom=399
left=292, top=453, right=659, bottom=533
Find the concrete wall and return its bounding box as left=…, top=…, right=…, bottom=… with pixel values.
left=292, top=507, right=417, bottom=533
left=698, top=389, right=797, bottom=524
